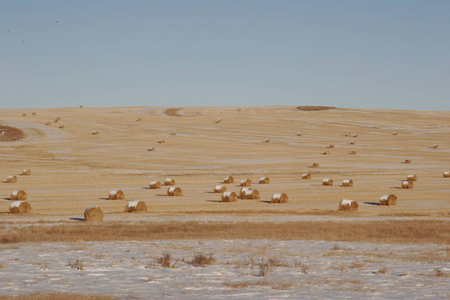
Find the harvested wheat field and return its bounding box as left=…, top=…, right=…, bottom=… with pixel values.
left=0, top=106, right=449, bottom=299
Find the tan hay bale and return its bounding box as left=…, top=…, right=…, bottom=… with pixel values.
left=271, top=193, right=288, bottom=203
left=322, top=178, right=333, bottom=186
left=322, top=150, right=330, bottom=155
left=170, top=131, right=176, bottom=136
left=259, top=177, right=270, bottom=184
left=164, top=178, right=175, bottom=186
left=54, top=117, right=60, bottom=123
left=302, top=173, right=311, bottom=179
left=311, top=163, right=320, bottom=168
left=9, top=201, right=31, bottom=214
left=223, top=176, right=234, bottom=184
left=393, top=131, right=398, bottom=135
left=432, top=144, right=439, bottom=149
left=349, top=150, right=357, bottom=155
left=10, top=190, right=27, bottom=201
left=296, top=132, right=302, bottom=136
left=404, top=159, right=411, bottom=164
left=136, top=118, right=142, bottom=122
left=215, top=118, right=222, bottom=123
left=239, top=187, right=251, bottom=198
left=443, top=172, right=450, bottom=178
left=401, top=181, right=413, bottom=189
left=240, top=179, right=252, bottom=187
left=45, top=122, right=51, bottom=126
left=158, top=139, right=165, bottom=143
left=58, top=125, right=65, bottom=129
left=338, top=199, right=358, bottom=212
left=149, top=181, right=161, bottom=189
left=22, top=113, right=27, bottom=117
left=352, top=134, right=358, bottom=138
left=350, top=140, right=355, bottom=145
left=22, top=169, right=31, bottom=175
left=147, top=147, right=155, bottom=151
left=327, top=144, right=335, bottom=148
left=214, top=185, right=227, bottom=193
left=91, top=131, right=99, bottom=135
left=108, top=190, right=125, bottom=200
left=264, top=138, right=271, bottom=143
left=32, top=112, right=36, bottom=115
left=379, top=194, right=397, bottom=206
left=6, top=175, right=17, bottom=183
left=221, top=191, right=237, bottom=202
left=407, top=175, right=417, bottom=182
left=84, top=206, right=103, bottom=222
left=342, top=179, right=354, bottom=187
left=244, top=189, right=260, bottom=200
left=124, top=200, right=147, bottom=213
left=167, top=187, right=182, bottom=196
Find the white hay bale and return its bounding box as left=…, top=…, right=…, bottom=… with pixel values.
left=214, top=185, right=227, bottom=193
left=296, top=132, right=302, bottom=136
left=342, top=179, right=353, bottom=187
left=239, top=187, right=251, bottom=198
left=10, top=190, right=27, bottom=201
left=221, top=191, right=237, bottom=202
left=379, top=194, right=397, bottom=206
left=432, top=144, right=439, bottom=149
left=302, top=173, right=311, bottom=179
left=401, top=181, right=413, bottom=189
left=271, top=193, right=288, bottom=203
left=149, top=181, right=161, bottom=189
left=393, top=131, right=398, bottom=135
left=9, top=201, right=31, bottom=214
left=322, top=178, right=333, bottom=186
left=443, top=172, right=450, bottom=178
left=338, top=199, right=358, bottom=211
left=124, top=200, right=147, bottom=213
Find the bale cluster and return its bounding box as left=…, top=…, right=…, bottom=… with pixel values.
left=322, top=178, right=333, bottom=186
left=240, top=179, right=252, bottom=187
left=149, top=181, right=161, bottom=189
left=10, top=190, right=27, bottom=200
left=164, top=178, right=175, bottom=186
left=9, top=201, right=31, bottom=214
left=223, top=176, right=234, bottom=184
left=84, top=206, right=103, bottom=222
left=338, top=199, right=358, bottom=212
left=214, top=185, right=226, bottom=193
left=271, top=193, right=288, bottom=203
left=167, top=187, right=182, bottom=196
left=342, top=179, right=353, bottom=187
left=302, top=173, right=311, bottom=179
left=108, top=190, right=125, bottom=200
left=379, top=194, right=397, bottom=206
left=124, top=201, right=147, bottom=213
left=221, top=191, right=237, bottom=202
left=259, top=177, right=270, bottom=184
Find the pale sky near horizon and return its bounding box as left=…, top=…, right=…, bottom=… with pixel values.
left=1, top=1, right=449, bottom=110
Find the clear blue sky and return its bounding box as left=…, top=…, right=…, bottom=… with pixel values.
left=1, top=1, right=449, bottom=110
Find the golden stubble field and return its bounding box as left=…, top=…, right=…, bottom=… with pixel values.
left=1, top=105, right=449, bottom=220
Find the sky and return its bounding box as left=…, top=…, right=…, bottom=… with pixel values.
left=1, top=1, right=449, bottom=110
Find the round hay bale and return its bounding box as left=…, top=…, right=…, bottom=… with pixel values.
left=54, top=117, right=60, bottom=123
left=393, top=131, right=398, bottom=135
left=264, top=138, right=271, bottom=143
left=167, top=187, right=182, bottom=196
left=84, top=206, right=103, bottom=222
left=239, top=187, right=251, bottom=198
left=443, top=172, right=450, bottom=178
left=404, top=159, right=411, bottom=164
left=6, top=175, right=17, bottom=183
left=149, top=181, right=161, bottom=189
left=221, top=191, right=237, bottom=202
left=432, top=144, right=439, bottom=149
left=136, top=118, right=142, bottom=122
left=349, top=150, right=357, bottom=155
left=327, top=144, right=335, bottom=148
left=259, top=177, right=270, bottom=184
left=32, top=112, right=36, bottom=115
left=91, top=131, right=99, bottom=135
left=407, top=175, right=417, bottom=182
left=311, top=163, right=320, bottom=168
left=164, top=178, right=175, bottom=186
left=22, top=113, right=27, bottom=117
left=350, top=140, right=355, bottom=145
left=342, top=179, right=354, bottom=187
left=401, top=181, right=413, bottom=189
left=302, top=173, right=311, bottom=179
left=352, top=134, right=358, bottom=138
left=322, top=178, right=333, bottom=186
left=124, top=200, right=147, bottom=213
left=158, top=139, right=165, bottom=143
left=244, top=189, right=260, bottom=200
left=22, top=169, right=31, bottom=175
left=108, top=190, right=125, bottom=200
left=10, top=190, right=27, bottom=201
left=170, top=131, right=176, bottom=136
left=9, top=201, right=31, bottom=214
left=322, top=150, right=330, bottom=155
left=223, top=176, right=234, bottom=184
left=271, top=193, right=288, bottom=203
left=379, top=194, right=397, bottom=206
left=45, top=122, right=51, bottom=126
left=240, top=179, right=252, bottom=187
left=338, top=199, right=358, bottom=212
left=58, top=125, right=65, bottom=129
left=296, top=132, right=302, bottom=136
left=147, top=147, right=155, bottom=151
left=214, top=185, right=227, bottom=193
left=215, top=118, right=222, bottom=123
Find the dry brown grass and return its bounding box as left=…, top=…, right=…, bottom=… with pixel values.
left=157, top=252, right=172, bottom=268
left=190, top=253, right=215, bottom=267
left=0, top=294, right=118, bottom=300
left=0, top=220, right=449, bottom=245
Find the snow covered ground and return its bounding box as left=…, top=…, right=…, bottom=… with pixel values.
left=0, top=240, right=448, bottom=299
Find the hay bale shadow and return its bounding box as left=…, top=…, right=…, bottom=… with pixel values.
left=205, top=191, right=215, bottom=194
left=390, top=187, right=401, bottom=190
left=142, top=187, right=150, bottom=190
left=363, top=202, right=380, bottom=206
left=261, top=200, right=271, bottom=204
left=206, top=200, right=222, bottom=203
left=98, top=197, right=109, bottom=200
left=70, top=217, right=86, bottom=222
left=156, top=194, right=167, bottom=197
left=3, top=198, right=11, bottom=201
